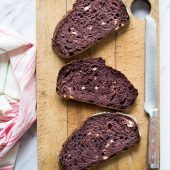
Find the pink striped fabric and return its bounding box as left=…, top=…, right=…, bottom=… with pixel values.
left=0, top=165, right=13, bottom=170
left=0, top=26, right=36, bottom=163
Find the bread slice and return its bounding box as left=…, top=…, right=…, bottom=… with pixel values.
left=59, top=112, right=140, bottom=170
left=52, top=0, right=129, bottom=58
left=57, top=58, right=138, bottom=110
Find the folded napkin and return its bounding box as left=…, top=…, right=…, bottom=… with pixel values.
left=0, top=26, right=36, bottom=169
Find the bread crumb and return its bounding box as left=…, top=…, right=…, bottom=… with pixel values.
left=69, top=96, right=74, bottom=99
left=105, top=143, right=110, bottom=148
left=70, top=28, right=77, bottom=35
left=102, top=156, right=108, bottom=160
left=114, top=19, right=118, bottom=25
left=81, top=86, right=86, bottom=90
left=87, top=26, right=93, bottom=30
left=101, top=21, right=106, bottom=25
left=106, top=139, right=114, bottom=148
left=88, top=132, right=92, bottom=135
left=92, top=67, right=97, bottom=71
left=84, top=5, right=91, bottom=11
left=121, top=23, right=125, bottom=27
left=126, top=120, right=134, bottom=127
left=71, top=31, right=77, bottom=35
left=110, top=139, right=114, bottom=143
left=112, top=85, right=115, bottom=89
left=95, top=86, right=99, bottom=90
left=115, top=26, right=119, bottom=30
left=68, top=87, right=72, bottom=92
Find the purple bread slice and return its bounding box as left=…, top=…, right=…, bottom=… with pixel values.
left=52, top=0, right=129, bottom=58
left=59, top=112, right=140, bottom=170
left=56, top=58, right=138, bottom=110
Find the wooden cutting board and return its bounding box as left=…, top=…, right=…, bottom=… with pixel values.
left=37, top=0, right=159, bottom=170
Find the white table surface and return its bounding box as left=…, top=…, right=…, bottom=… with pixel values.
left=0, top=1, right=37, bottom=170
left=0, top=0, right=170, bottom=169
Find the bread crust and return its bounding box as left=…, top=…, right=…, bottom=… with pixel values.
left=56, top=58, right=138, bottom=110
left=52, top=0, right=129, bottom=58
left=58, top=112, right=140, bottom=170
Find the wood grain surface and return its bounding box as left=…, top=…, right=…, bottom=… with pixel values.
left=37, top=0, right=159, bottom=170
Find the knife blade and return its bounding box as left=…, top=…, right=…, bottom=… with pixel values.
left=145, top=15, right=159, bottom=169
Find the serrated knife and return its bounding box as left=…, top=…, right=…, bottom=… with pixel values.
left=145, top=15, right=159, bottom=169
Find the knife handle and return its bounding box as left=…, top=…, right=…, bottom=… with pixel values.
left=148, top=116, right=159, bottom=169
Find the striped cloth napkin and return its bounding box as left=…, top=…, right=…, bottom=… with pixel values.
left=0, top=26, right=36, bottom=169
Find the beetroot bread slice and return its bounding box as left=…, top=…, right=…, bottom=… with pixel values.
left=56, top=58, right=138, bottom=110
left=52, top=0, right=129, bottom=58
left=59, top=112, right=140, bottom=170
